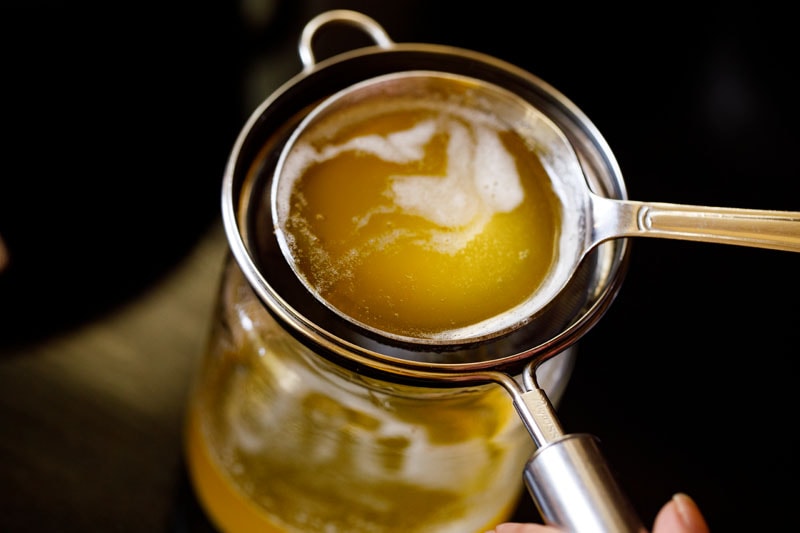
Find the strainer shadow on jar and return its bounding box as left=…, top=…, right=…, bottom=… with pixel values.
left=212, top=9, right=639, bottom=533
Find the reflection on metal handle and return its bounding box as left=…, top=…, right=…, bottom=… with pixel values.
left=298, top=9, right=394, bottom=70
left=524, top=434, right=645, bottom=532
left=505, top=365, right=644, bottom=532
left=593, top=194, right=800, bottom=253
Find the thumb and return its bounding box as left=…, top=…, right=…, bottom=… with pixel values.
left=652, top=493, right=709, bottom=533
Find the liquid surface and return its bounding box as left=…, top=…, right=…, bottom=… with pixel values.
left=275, top=86, right=562, bottom=339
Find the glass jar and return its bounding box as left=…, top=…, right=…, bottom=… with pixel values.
left=185, top=256, right=575, bottom=533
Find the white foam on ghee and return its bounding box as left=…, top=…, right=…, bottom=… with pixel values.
left=326, top=118, right=437, bottom=164
left=278, top=99, right=525, bottom=256
left=391, top=120, right=523, bottom=227
left=279, top=119, right=437, bottom=201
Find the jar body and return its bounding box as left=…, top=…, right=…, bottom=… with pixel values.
left=185, top=257, right=575, bottom=533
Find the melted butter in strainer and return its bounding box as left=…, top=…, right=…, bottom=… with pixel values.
left=272, top=72, right=579, bottom=344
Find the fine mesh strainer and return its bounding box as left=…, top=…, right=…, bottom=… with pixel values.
left=272, top=69, right=800, bottom=351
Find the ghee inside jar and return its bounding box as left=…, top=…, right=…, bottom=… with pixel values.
left=275, top=81, right=562, bottom=339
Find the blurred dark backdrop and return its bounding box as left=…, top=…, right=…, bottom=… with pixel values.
left=0, top=3, right=245, bottom=345
left=2, top=1, right=798, bottom=531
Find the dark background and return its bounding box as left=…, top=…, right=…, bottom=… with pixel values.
left=1, top=1, right=798, bottom=531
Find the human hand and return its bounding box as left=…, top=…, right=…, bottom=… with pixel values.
left=485, top=493, right=709, bottom=533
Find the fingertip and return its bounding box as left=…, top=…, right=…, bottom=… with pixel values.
left=672, top=493, right=708, bottom=530
left=654, top=492, right=710, bottom=533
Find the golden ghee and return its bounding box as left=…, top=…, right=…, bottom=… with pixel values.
left=276, top=90, right=561, bottom=338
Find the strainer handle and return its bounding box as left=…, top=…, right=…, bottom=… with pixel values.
left=592, top=194, right=800, bottom=253
left=524, top=433, right=645, bottom=532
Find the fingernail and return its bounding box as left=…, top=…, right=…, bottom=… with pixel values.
left=672, top=492, right=697, bottom=526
